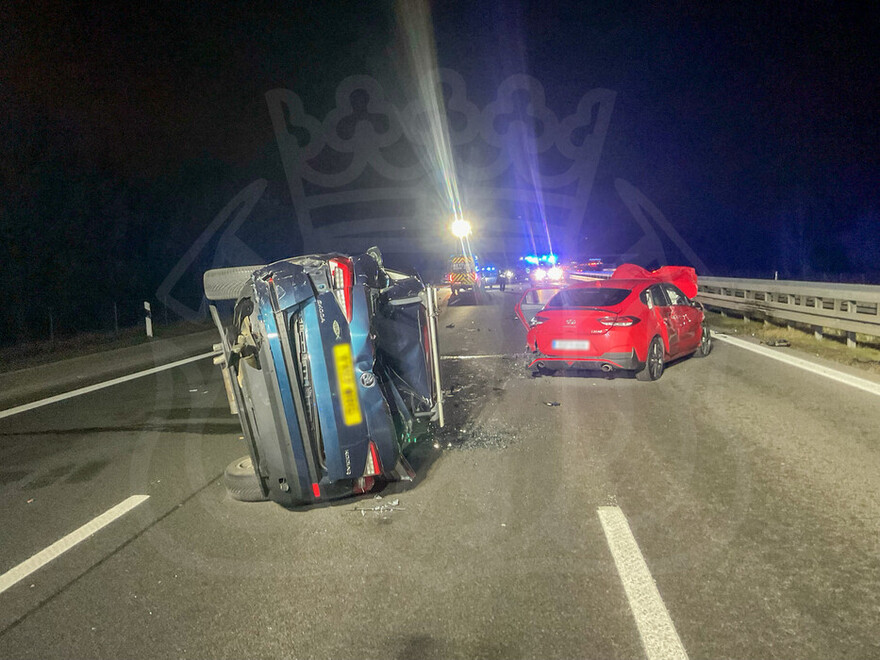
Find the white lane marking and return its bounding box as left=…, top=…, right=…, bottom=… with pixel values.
left=714, top=334, right=880, bottom=398
left=0, top=495, right=150, bottom=596
left=598, top=506, right=689, bottom=660
left=440, top=354, right=512, bottom=360
left=0, top=351, right=216, bottom=420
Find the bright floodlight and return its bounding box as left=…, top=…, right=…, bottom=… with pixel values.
left=451, top=218, right=472, bottom=238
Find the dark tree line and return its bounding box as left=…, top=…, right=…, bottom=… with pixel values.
left=0, top=110, right=247, bottom=345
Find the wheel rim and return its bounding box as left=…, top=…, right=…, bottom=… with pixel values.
left=701, top=329, right=711, bottom=353
left=648, top=340, right=663, bottom=379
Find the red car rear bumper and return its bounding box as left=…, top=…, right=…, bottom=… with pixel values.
left=527, top=350, right=643, bottom=371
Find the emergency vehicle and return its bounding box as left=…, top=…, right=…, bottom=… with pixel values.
left=446, top=255, right=479, bottom=296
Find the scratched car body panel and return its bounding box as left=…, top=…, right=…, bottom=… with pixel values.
left=515, top=263, right=711, bottom=380
left=204, top=249, right=443, bottom=507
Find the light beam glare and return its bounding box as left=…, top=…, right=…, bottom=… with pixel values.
left=395, top=0, right=464, bottom=229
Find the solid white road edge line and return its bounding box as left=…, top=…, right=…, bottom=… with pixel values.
left=714, top=334, right=880, bottom=398
left=0, top=495, right=150, bottom=596
left=440, top=354, right=511, bottom=360
left=598, top=506, right=689, bottom=660
left=0, top=351, right=217, bottom=420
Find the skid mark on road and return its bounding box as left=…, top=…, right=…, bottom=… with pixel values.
left=598, top=506, right=689, bottom=660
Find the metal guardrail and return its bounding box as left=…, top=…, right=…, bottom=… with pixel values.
left=567, top=270, right=880, bottom=344
left=696, top=276, right=880, bottom=343
left=568, top=270, right=613, bottom=282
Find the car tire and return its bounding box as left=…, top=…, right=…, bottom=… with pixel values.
left=536, top=365, right=556, bottom=377
left=224, top=455, right=268, bottom=502
left=636, top=337, right=665, bottom=381
left=694, top=326, right=712, bottom=357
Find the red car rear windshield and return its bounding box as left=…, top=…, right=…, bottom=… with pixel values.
left=546, top=287, right=631, bottom=308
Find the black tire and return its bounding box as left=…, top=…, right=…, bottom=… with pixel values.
left=694, top=326, right=712, bottom=357
left=636, top=336, right=665, bottom=381
left=224, top=456, right=268, bottom=502
left=536, top=364, right=556, bottom=377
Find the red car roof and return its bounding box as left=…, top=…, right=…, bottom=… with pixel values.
left=609, top=263, right=698, bottom=298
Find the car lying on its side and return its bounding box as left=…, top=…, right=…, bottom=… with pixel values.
left=204, top=248, right=444, bottom=507
left=515, top=263, right=712, bottom=380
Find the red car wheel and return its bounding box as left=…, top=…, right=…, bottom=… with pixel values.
left=636, top=336, right=665, bottom=381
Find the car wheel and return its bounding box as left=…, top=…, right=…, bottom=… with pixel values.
left=636, top=337, right=665, bottom=381
left=536, top=364, right=556, bottom=377
left=224, top=456, right=268, bottom=502
left=694, top=326, right=712, bottom=357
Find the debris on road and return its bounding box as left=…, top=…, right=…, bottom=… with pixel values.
left=445, top=323, right=455, bottom=328
left=545, top=401, right=561, bottom=406
left=353, top=495, right=404, bottom=516
left=763, top=338, right=791, bottom=347
left=446, top=384, right=463, bottom=396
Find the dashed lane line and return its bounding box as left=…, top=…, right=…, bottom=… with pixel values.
left=598, top=506, right=689, bottom=660
left=0, top=495, right=150, bottom=596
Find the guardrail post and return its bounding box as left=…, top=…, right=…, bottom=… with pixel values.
left=144, top=301, right=153, bottom=338
left=814, top=326, right=823, bottom=341
left=846, top=332, right=857, bottom=349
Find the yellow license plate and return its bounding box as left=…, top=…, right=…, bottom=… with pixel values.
left=333, top=344, right=362, bottom=426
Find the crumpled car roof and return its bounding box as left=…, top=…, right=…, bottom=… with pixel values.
left=610, top=263, right=699, bottom=299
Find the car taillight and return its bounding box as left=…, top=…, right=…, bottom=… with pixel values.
left=599, top=316, right=640, bottom=326
left=328, top=257, right=354, bottom=322
left=363, top=441, right=383, bottom=477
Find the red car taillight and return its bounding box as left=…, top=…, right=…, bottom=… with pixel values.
left=599, top=315, right=640, bottom=327
left=328, top=257, right=354, bottom=322
left=363, top=441, right=383, bottom=477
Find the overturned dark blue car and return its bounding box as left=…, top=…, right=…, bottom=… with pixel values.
left=204, top=248, right=444, bottom=507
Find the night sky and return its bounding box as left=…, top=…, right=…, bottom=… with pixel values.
left=2, top=1, right=878, bottom=341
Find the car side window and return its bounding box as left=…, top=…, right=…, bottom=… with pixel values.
left=663, top=284, right=688, bottom=306
left=648, top=284, right=670, bottom=307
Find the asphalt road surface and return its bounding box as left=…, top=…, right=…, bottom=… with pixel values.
left=1, top=286, right=879, bottom=659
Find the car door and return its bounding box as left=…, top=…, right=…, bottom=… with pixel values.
left=643, top=283, right=676, bottom=355
left=662, top=283, right=700, bottom=354
left=515, top=286, right=567, bottom=329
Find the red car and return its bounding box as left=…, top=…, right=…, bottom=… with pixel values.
left=515, top=264, right=712, bottom=380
